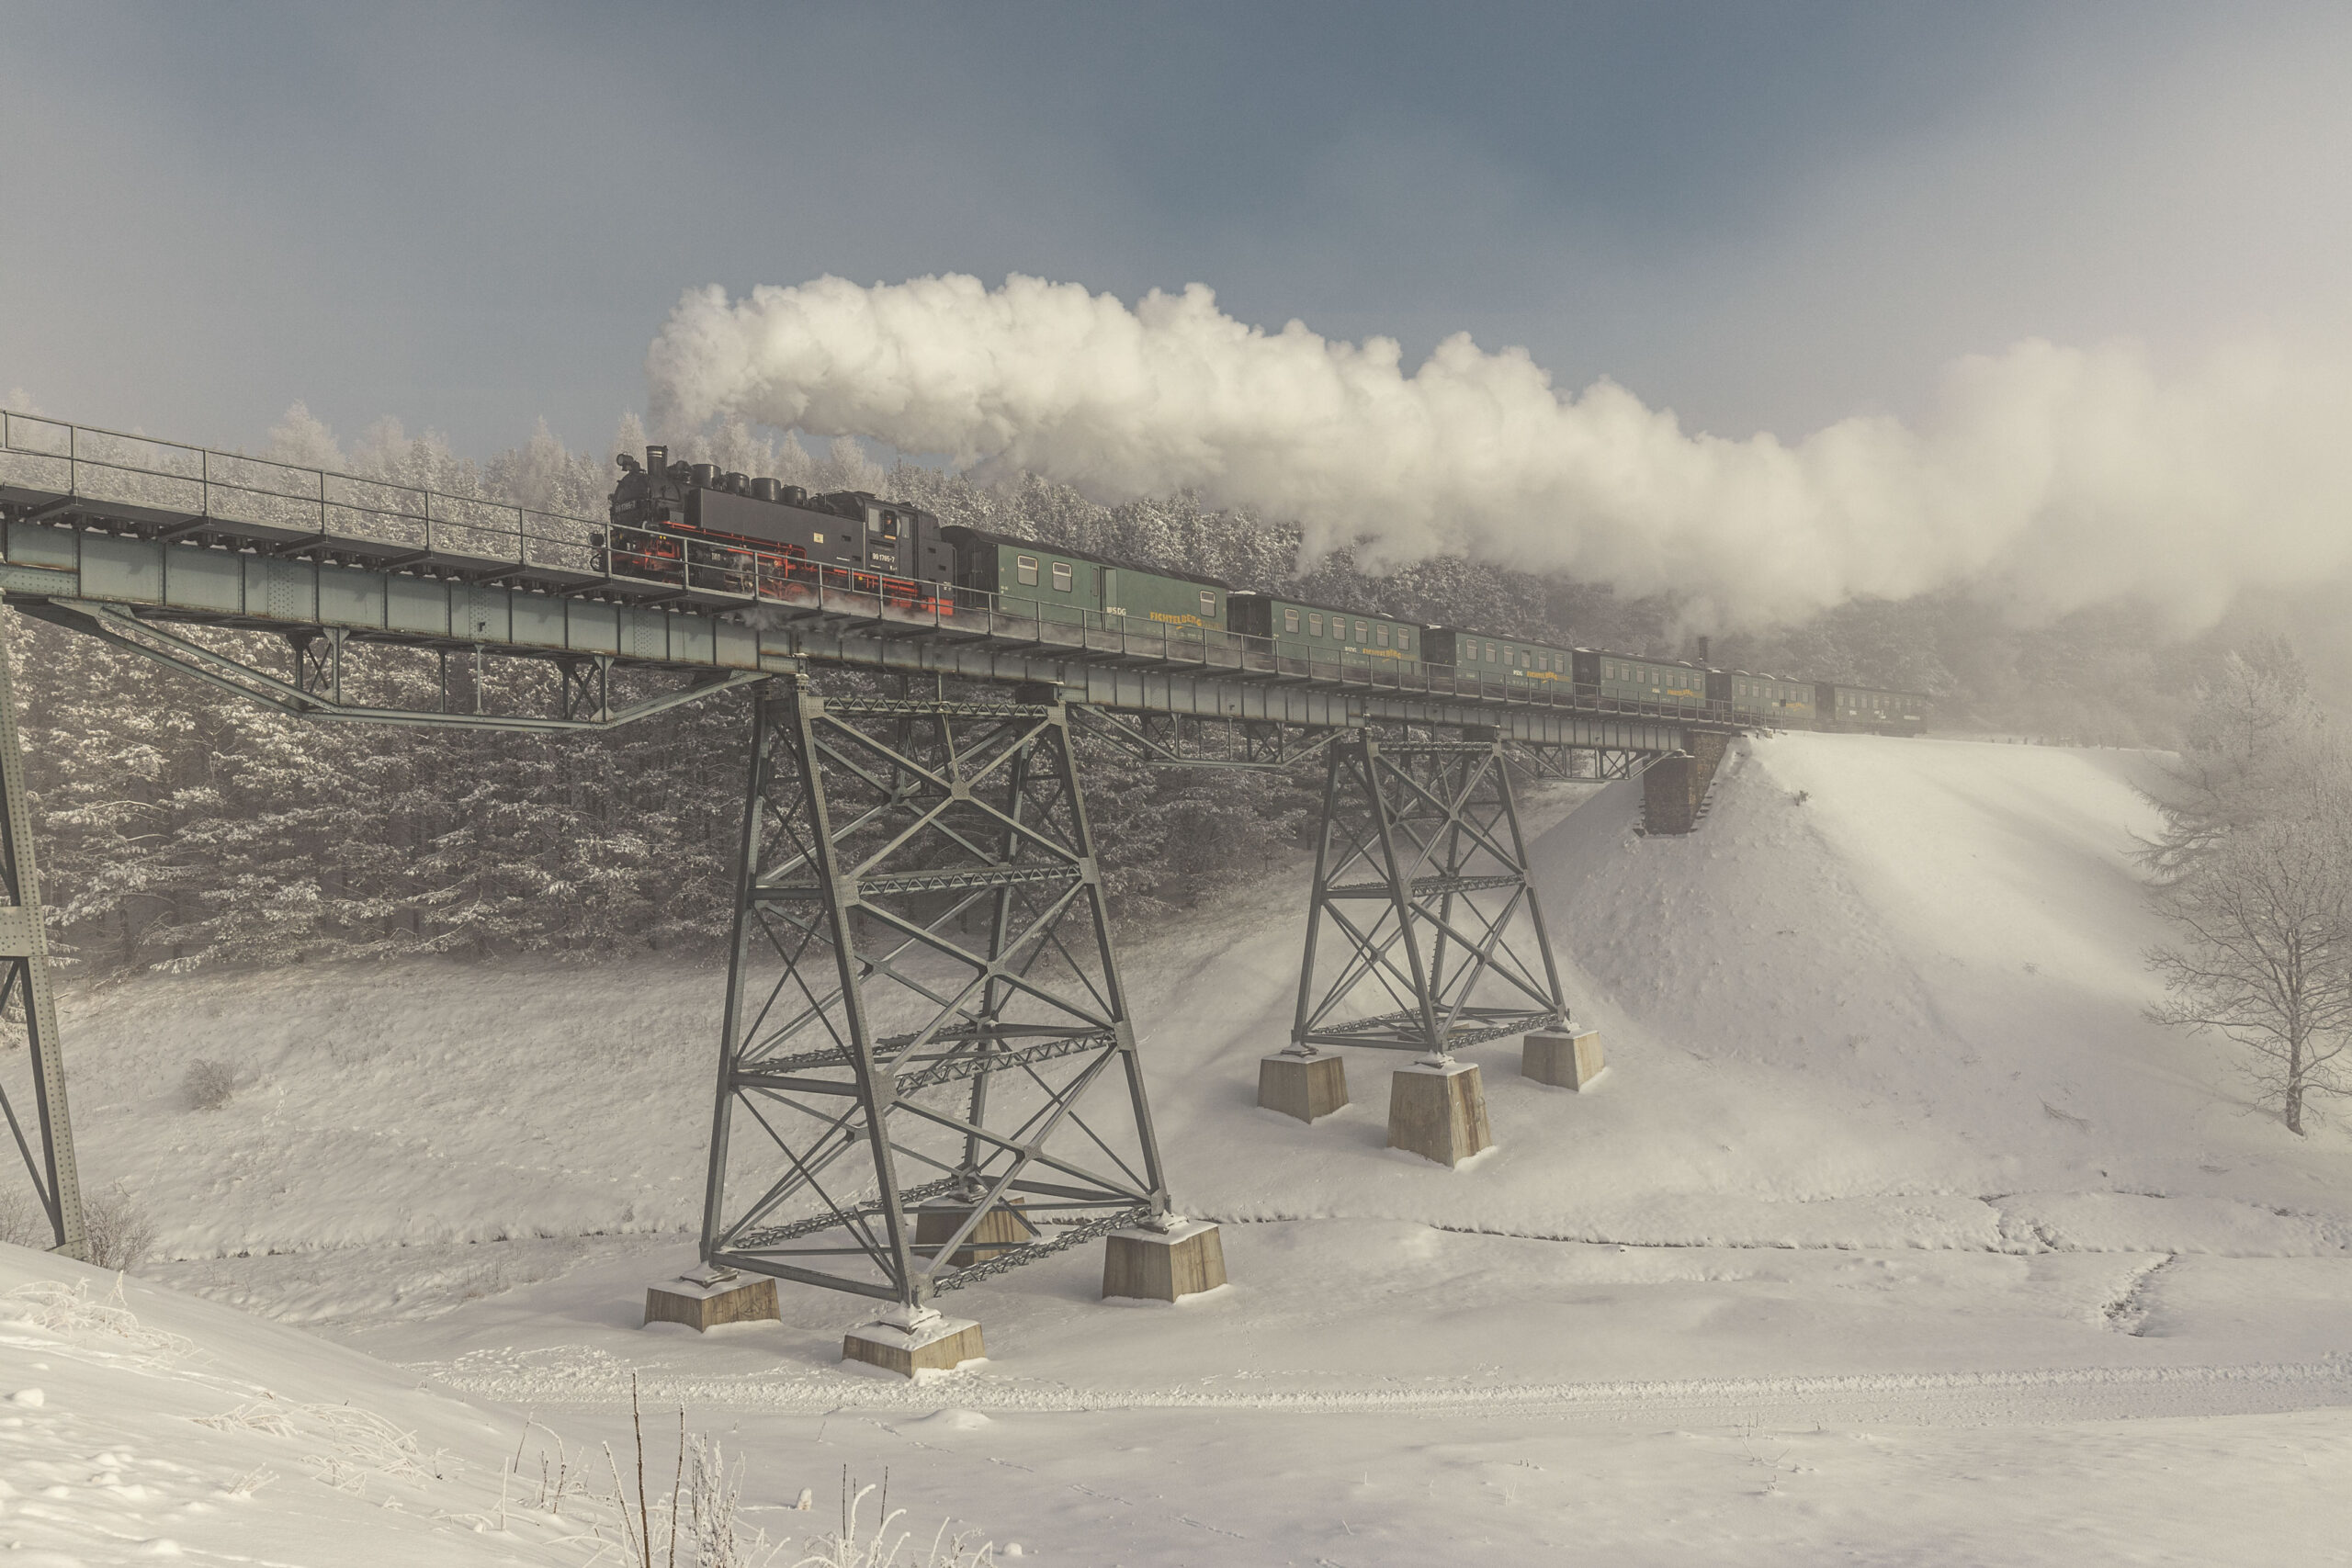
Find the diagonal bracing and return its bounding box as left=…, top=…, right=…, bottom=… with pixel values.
left=1291, top=729, right=1569, bottom=1057
left=699, top=679, right=1170, bottom=1308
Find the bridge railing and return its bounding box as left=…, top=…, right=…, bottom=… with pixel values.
left=0, top=411, right=601, bottom=576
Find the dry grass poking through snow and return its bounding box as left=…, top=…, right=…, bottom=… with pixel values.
left=3, top=1272, right=195, bottom=1360
left=196, top=1394, right=458, bottom=1494
left=82, top=1180, right=158, bottom=1269
left=560, top=1379, right=999, bottom=1568
left=787, top=1477, right=1000, bottom=1568
left=0, top=1181, right=157, bottom=1268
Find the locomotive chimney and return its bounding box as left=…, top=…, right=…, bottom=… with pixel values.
left=1697, top=635, right=1711, bottom=666
left=646, top=445, right=667, bottom=473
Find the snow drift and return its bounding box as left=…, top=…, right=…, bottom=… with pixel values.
left=0, top=1247, right=579, bottom=1563
left=644, top=274, right=2352, bottom=630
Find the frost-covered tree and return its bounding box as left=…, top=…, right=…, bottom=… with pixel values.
left=2142, top=639, right=2321, bottom=883
left=264, top=401, right=346, bottom=468
left=2143, top=638, right=2352, bottom=1134
left=2146, top=750, right=2352, bottom=1134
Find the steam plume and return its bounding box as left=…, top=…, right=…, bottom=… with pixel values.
left=647, top=274, right=2352, bottom=629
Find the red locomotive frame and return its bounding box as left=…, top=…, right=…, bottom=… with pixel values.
left=603, top=519, right=954, bottom=615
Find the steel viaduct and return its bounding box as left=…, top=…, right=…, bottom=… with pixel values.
left=0, top=412, right=1728, bottom=1339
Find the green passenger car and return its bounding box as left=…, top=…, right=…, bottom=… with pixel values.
left=1818, top=682, right=1928, bottom=735
left=1227, top=592, right=1424, bottom=671
left=1713, top=671, right=1816, bottom=724
left=941, top=526, right=1230, bottom=634
left=1419, top=626, right=1575, bottom=689
left=1570, top=649, right=1708, bottom=710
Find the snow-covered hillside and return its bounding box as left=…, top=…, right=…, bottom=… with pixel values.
left=0, top=1245, right=591, bottom=1564
left=18, top=731, right=2352, bottom=1563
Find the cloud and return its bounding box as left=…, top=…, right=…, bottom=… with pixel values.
left=647, top=272, right=2352, bottom=630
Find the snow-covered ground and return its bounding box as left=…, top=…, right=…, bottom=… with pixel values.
left=14, top=731, right=2352, bottom=1563
left=0, top=1247, right=600, bottom=1564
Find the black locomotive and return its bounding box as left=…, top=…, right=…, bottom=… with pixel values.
left=602, top=446, right=953, bottom=611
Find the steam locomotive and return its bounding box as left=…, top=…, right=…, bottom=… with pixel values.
left=605, top=445, right=954, bottom=611
left=602, top=454, right=1928, bottom=734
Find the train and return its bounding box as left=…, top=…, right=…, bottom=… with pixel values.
left=602, top=449, right=1928, bottom=735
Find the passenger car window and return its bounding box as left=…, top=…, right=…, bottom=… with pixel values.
left=1015, top=554, right=1039, bottom=586
left=1200, top=591, right=1217, bottom=617
left=1051, top=561, right=1073, bottom=592
left=1308, top=612, right=1323, bottom=636
left=1284, top=608, right=1299, bottom=632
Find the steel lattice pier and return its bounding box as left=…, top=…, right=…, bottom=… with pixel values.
left=0, top=626, right=83, bottom=1257
left=699, top=681, right=1170, bottom=1306
left=1291, top=729, right=1569, bottom=1057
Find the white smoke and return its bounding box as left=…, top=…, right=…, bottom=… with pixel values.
left=646, top=273, right=2352, bottom=630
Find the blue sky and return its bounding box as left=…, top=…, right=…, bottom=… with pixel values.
left=6, top=2, right=2347, bottom=457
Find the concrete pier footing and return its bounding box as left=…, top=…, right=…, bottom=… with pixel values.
left=643, top=1269, right=780, bottom=1331
left=1523, top=1029, right=1607, bottom=1090
left=913, top=1197, right=1034, bottom=1265
left=1102, top=1219, right=1227, bottom=1302
left=842, top=1314, right=985, bottom=1377
left=1386, top=1060, right=1494, bottom=1167
left=1259, top=1051, right=1350, bottom=1122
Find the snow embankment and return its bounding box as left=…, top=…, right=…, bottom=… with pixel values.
left=0, top=1244, right=590, bottom=1564
left=1149, top=733, right=2352, bottom=1256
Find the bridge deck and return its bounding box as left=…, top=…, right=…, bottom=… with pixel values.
left=0, top=411, right=1713, bottom=750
